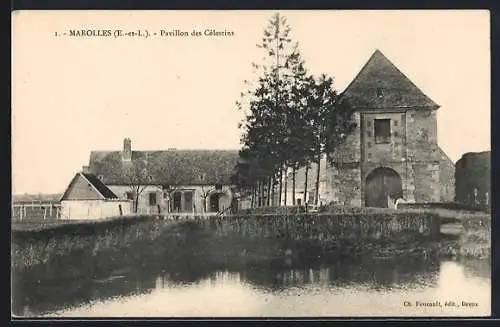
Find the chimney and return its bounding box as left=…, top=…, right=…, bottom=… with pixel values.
left=82, top=165, right=90, bottom=173
left=122, top=137, right=132, bottom=161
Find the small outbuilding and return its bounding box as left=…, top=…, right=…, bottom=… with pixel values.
left=60, top=172, right=132, bottom=220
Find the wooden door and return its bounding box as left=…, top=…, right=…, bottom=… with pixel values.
left=365, top=168, right=402, bottom=208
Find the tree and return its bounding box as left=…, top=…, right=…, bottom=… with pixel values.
left=236, top=12, right=309, bottom=206
left=122, top=159, right=151, bottom=213
left=199, top=185, right=213, bottom=213
left=159, top=184, right=182, bottom=213
left=300, top=74, right=356, bottom=205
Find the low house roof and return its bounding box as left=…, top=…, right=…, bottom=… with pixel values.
left=60, top=172, right=118, bottom=201
left=342, top=49, right=439, bottom=110
left=88, top=149, right=240, bottom=186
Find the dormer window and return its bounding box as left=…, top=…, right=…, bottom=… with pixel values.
left=98, top=175, right=104, bottom=182
left=377, top=88, right=384, bottom=98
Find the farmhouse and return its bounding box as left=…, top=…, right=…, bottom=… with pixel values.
left=83, top=139, right=240, bottom=215
left=60, top=172, right=132, bottom=219
left=284, top=49, right=456, bottom=208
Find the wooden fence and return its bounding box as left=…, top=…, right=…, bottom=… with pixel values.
left=12, top=202, right=62, bottom=220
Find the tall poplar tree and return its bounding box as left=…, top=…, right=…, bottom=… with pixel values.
left=236, top=12, right=309, bottom=206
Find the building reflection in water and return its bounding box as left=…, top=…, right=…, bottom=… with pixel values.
left=241, top=258, right=441, bottom=293
left=13, top=251, right=484, bottom=317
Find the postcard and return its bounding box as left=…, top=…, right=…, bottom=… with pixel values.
left=11, top=10, right=491, bottom=318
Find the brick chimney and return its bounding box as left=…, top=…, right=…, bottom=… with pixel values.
left=122, top=137, right=132, bottom=161
left=82, top=165, right=90, bottom=173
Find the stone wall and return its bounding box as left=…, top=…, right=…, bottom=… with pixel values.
left=196, top=212, right=441, bottom=242
left=455, top=151, right=491, bottom=207
left=405, top=109, right=440, bottom=162
left=439, top=151, right=456, bottom=202
left=361, top=111, right=406, bottom=163
left=331, top=163, right=362, bottom=206
left=332, top=112, right=362, bottom=163
left=413, top=163, right=441, bottom=202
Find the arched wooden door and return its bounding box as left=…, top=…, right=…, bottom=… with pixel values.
left=365, top=167, right=403, bottom=208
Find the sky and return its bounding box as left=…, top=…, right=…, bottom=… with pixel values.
left=12, top=10, right=490, bottom=195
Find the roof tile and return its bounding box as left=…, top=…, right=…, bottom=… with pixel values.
left=342, top=49, right=439, bottom=110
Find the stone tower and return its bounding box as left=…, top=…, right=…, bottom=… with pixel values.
left=327, top=49, right=444, bottom=207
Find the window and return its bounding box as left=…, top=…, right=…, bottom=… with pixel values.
left=374, top=119, right=391, bottom=144
left=149, top=192, right=157, bottom=206
left=367, top=142, right=372, bottom=148
left=215, top=184, right=222, bottom=190
left=184, top=191, right=193, bottom=211
left=376, top=88, right=384, bottom=98
left=367, top=130, right=372, bottom=137
left=394, top=132, right=399, bottom=137
left=126, top=191, right=134, bottom=200
left=394, top=120, right=398, bottom=126
left=367, top=121, right=372, bottom=127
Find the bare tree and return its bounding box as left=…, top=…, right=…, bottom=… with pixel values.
left=160, top=184, right=182, bottom=213
left=199, top=184, right=214, bottom=214
left=122, top=160, right=150, bottom=213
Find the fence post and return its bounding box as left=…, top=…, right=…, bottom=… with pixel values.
left=44, top=207, right=47, bottom=220
left=119, top=204, right=123, bottom=216
left=49, top=204, right=52, bottom=217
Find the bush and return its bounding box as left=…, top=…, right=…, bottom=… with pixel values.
left=11, top=215, right=168, bottom=271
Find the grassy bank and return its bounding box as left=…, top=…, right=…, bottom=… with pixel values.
left=11, top=209, right=490, bottom=284
left=11, top=216, right=183, bottom=272
left=458, top=215, right=491, bottom=259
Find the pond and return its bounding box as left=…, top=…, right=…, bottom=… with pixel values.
left=13, top=256, right=490, bottom=317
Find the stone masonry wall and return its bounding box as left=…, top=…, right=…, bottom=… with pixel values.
left=361, top=111, right=406, bottom=164
left=332, top=112, right=361, bottom=163
left=405, top=109, right=440, bottom=162
left=197, top=212, right=441, bottom=242
left=440, top=155, right=455, bottom=202
left=331, top=163, right=362, bottom=206
left=413, top=163, right=441, bottom=202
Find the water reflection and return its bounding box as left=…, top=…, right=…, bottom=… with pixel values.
left=12, top=257, right=490, bottom=317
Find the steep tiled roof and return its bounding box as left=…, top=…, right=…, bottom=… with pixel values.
left=81, top=173, right=118, bottom=199
left=342, top=49, right=439, bottom=110
left=60, top=172, right=118, bottom=201
left=88, top=149, right=240, bottom=186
